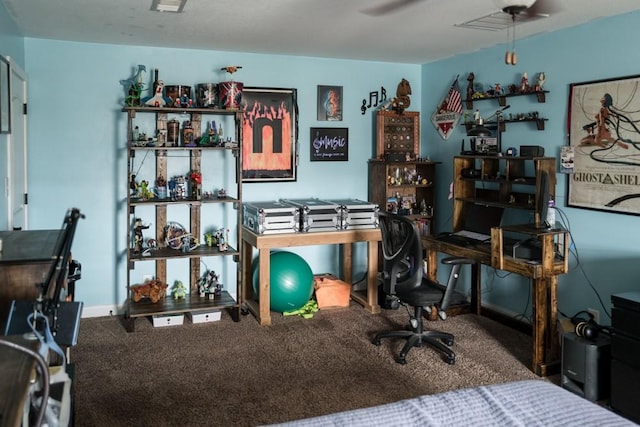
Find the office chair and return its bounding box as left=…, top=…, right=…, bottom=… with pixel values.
left=372, top=212, right=474, bottom=365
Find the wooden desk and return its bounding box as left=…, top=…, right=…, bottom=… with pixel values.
left=0, top=230, right=60, bottom=330
left=423, top=226, right=568, bottom=377
left=241, top=227, right=382, bottom=326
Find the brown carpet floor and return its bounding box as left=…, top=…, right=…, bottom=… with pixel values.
left=71, top=303, right=543, bottom=426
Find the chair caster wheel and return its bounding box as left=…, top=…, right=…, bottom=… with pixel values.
left=372, top=338, right=381, bottom=346
left=396, top=357, right=407, bottom=365
left=445, top=355, right=455, bottom=365
left=443, top=338, right=454, bottom=346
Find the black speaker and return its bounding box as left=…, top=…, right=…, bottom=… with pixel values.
left=520, top=145, right=545, bottom=157
left=561, top=332, right=611, bottom=401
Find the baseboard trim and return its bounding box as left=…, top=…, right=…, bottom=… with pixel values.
left=81, top=304, right=124, bottom=318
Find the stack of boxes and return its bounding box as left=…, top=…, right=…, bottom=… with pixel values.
left=243, top=198, right=379, bottom=234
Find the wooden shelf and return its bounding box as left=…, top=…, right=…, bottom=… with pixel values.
left=125, top=292, right=239, bottom=324
left=124, top=106, right=243, bottom=331
left=464, top=90, right=548, bottom=109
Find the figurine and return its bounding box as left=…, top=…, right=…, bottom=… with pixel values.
left=520, top=72, right=529, bottom=93
left=466, top=72, right=475, bottom=100
left=215, top=228, right=229, bottom=252
left=133, top=218, right=150, bottom=253
left=391, top=78, right=411, bottom=113
left=130, top=173, right=139, bottom=196
left=535, top=72, right=546, bottom=91
left=120, top=64, right=146, bottom=107
left=198, top=270, right=223, bottom=298
left=144, top=80, right=167, bottom=107
left=204, top=232, right=217, bottom=247
left=172, top=280, right=187, bottom=299
left=221, top=66, right=243, bottom=74
left=182, top=121, right=196, bottom=146
left=139, top=180, right=152, bottom=200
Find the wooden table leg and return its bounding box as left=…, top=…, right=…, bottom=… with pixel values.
left=241, top=239, right=253, bottom=303
left=257, top=248, right=272, bottom=326
left=366, top=239, right=380, bottom=314
left=548, top=276, right=559, bottom=361
left=532, top=277, right=546, bottom=375
left=343, top=243, right=352, bottom=284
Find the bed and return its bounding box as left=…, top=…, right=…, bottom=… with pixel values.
left=267, top=380, right=634, bottom=426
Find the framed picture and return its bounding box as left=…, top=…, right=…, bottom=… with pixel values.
left=317, top=85, right=342, bottom=121
left=310, top=127, right=348, bottom=161
left=0, top=55, right=10, bottom=134
left=475, top=136, right=498, bottom=155
left=242, top=87, right=298, bottom=182
left=568, top=74, right=640, bottom=215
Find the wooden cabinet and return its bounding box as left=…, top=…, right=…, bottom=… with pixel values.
left=453, top=155, right=556, bottom=230
left=368, top=160, right=438, bottom=236
left=123, top=106, right=243, bottom=331
left=375, top=110, right=419, bottom=160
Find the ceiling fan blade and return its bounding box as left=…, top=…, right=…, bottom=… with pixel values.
left=526, top=0, right=561, bottom=17
left=361, top=0, right=425, bottom=17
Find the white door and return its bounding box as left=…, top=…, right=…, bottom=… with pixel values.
left=7, top=58, right=27, bottom=230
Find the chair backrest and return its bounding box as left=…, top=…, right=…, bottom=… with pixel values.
left=378, top=212, right=424, bottom=295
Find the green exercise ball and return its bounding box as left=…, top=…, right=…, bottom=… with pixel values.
left=252, top=251, right=314, bottom=313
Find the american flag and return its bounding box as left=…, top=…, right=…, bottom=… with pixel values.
left=446, top=78, right=463, bottom=114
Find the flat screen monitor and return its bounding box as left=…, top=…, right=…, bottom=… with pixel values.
left=536, top=170, right=551, bottom=229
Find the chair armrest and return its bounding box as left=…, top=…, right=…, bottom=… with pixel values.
left=441, top=256, right=475, bottom=266
left=438, top=257, right=474, bottom=315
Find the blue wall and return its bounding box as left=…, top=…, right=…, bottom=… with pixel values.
left=21, top=38, right=420, bottom=312
left=421, top=12, right=640, bottom=323
left=2, top=2, right=639, bottom=323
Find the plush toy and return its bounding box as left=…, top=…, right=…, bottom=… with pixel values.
left=171, top=280, right=187, bottom=299
left=130, top=279, right=168, bottom=303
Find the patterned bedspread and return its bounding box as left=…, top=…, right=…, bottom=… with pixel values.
left=266, top=380, right=634, bottom=426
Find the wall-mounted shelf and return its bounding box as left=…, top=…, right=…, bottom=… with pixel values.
left=465, top=90, right=548, bottom=109
left=464, top=117, right=548, bottom=132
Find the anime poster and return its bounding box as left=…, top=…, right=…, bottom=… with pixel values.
left=242, top=87, right=298, bottom=182
left=568, top=75, right=640, bottom=214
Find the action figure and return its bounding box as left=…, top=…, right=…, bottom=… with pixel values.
left=133, top=218, right=150, bottom=253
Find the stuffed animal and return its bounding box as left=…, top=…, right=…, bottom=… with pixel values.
left=130, top=279, right=168, bottom=303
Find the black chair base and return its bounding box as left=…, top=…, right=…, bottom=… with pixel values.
left=372, top=328, right=456, bottom=365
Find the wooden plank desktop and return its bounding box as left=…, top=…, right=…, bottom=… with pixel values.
left=0, top=229, right=60, bottom=330
left=423, top=226, right=569, bottom=377
left=241, top=227, right=382, bottom=326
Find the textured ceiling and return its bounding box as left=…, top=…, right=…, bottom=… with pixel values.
left=3, top=0, right=640, bottom=64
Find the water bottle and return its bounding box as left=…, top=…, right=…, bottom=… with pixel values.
left=546, top=200, right=556, bottom=227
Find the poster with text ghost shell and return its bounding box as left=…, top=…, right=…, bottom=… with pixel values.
left=310, top=127, right=348, bottom=161
left=568, top=75, right=640, bottom=215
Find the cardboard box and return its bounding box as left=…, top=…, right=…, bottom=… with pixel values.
left=314, top=274, right=351, bottom=309
left=189, top=311, right=222, bottom=324
left=152, top=314, right=184, bottom=327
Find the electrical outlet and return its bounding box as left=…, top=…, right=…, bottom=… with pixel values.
left=587, top=308, right=600, bottom=324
